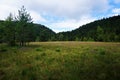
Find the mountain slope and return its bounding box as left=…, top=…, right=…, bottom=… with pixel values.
left=57, top=15, right=120, bottom=42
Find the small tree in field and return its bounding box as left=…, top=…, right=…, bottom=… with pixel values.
left=16, top=6, right=33, bottom=46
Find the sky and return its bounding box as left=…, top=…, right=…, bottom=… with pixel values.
left=0, top=0, right=120, bottom=33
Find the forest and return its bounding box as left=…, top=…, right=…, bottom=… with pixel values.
left=0, top=6, right=120, bottom=46
left=57, top=15, right=120, bottom=41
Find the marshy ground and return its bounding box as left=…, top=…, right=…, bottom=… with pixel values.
left=0, top=42, right=120, bottom=80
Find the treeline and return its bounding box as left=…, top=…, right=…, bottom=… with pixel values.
left=57, top=15, right=120, bottom=42
left=0, top=6, right=55, bottom=46
left=0, top=6, right=120, bottom=46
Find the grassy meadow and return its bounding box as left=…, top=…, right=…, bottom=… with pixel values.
left=0, top=42, right=120, bottom=80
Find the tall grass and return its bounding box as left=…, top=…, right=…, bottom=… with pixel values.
left=0, top=42, right=120, bottom=80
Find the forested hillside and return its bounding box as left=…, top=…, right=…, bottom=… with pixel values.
left=0, top=20, right=55, bottom=43
left=57, top=15, right=120, bottom=42
left=33, top=24, right=56, bottom=41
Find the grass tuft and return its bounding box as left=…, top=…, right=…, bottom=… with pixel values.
left=35, top=48, right=42, bottom=51
left=98, top=48, right=106, bottom=55
left=55, top=48, right=61, bottom=52
left=41, top=52, right=46, bottom=56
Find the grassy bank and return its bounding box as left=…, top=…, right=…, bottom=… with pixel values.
left=0, top=42, right=120, bottom=80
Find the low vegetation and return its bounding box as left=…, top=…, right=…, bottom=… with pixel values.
left=0, top=42, right=120, bottom=80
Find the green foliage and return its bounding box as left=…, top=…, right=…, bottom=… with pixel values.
left=34, top=24, right=56, bottom=41
left=56, top=15, right=120, bottom=42
left=96, top=26, right=104, bottom=41
left=35, top=48, right=42, bottom=51
left=4, top=13, right=16, bottom=46
left=15, top=6, right=33, bottom=46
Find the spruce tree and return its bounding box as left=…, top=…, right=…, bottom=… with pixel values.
left=16, top=6, right=33, bottom=46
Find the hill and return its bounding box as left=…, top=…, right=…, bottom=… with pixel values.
left=33, top=24, right=56, bottom=41
left=0, top=20, right=56, bottom=43
left=57, top=15, right=120, bottom=42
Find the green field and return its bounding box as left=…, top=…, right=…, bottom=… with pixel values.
left=0, top=42, right=120, bottom=80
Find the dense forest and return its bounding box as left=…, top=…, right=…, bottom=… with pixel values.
left=0, top=6, right=120, bottom=46
left=0, top=20, right=56, bottom=45
left=57, top=15, right=120, bottom=42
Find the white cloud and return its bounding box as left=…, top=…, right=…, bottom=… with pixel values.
left=30, top=11, right=46, bottom=23
left=0, top=0, right=113, bottom=32
left=112, top=8, right=120, bottom=16
left=0, top=0, right=110, bottom=20
left=112, top=8, right=120, bottom=13
left=0, top=5, right=17, bottom=20
left=114, top=0, right=120, bottom=3
left=27, top=0, right=110, bottom=19
left=0, top=0, right=24, bottom=20
left=48, top=16, right=95, bottom=33
left=0, top=0, right=46, bottom=23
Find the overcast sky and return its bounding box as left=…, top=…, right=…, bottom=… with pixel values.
left=0, top=0, right=120, bottom=32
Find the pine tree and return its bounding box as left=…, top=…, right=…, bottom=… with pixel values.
left=16, top=6, right=33, bottom=46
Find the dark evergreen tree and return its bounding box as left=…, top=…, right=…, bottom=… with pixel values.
left=96, top=26, right=104, bottom=41
left=4, top=13, right=16, bottom=46
left=0, top=21, right=4, bottom=43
